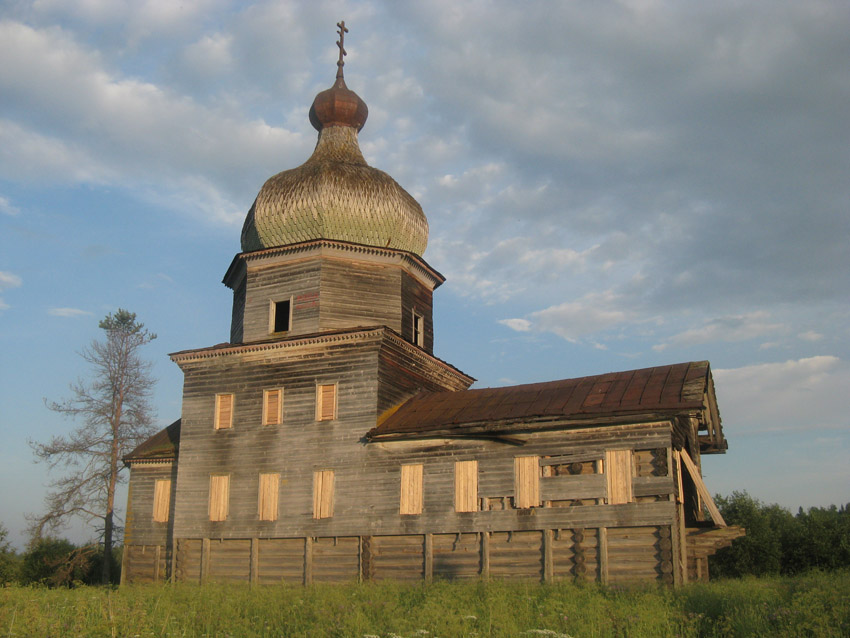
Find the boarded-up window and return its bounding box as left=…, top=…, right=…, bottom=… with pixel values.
left=313, top=470, right=334, bottom=519
left=258, top=473, right=279, bottom=521
left=152, top=479, right=171, bottom=523
left=214, top=393, right=233, bottom=430
left=514, top=456, right=540, bottom=508
left=209, top=474, right=230, bottom=521
left=455, top=460, right=478, bottom=512
left=316, top=384, right=336, bottom=421
left=263, top=389, right=283, bottom=426
left=606, top=449, right=634, bottom=504
left=399, top=464, right=424, bottom=515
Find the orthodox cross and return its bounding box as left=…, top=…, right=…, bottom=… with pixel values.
left=336, top=21, right=348, bottom=79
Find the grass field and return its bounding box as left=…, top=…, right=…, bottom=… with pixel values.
left=1, top=570, right=848, bottom=637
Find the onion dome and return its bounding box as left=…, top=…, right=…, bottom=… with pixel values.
left=241, top=23, right=428, bottom=256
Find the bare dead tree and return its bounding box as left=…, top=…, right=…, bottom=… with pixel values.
left=30, top=308, right=157, bottom=584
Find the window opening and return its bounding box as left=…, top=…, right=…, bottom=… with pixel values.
left=412, top=311, right=424, bottom=347
left=270, top=299, right=292, bottom=333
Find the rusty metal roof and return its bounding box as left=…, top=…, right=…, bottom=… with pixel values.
left=367, top=361, right=713, bottom=441
left=123, top=419, right=181, bottom=464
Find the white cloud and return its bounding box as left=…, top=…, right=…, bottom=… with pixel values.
left=499, top=318, right=531, bottom=332
left=0, top=271, right=21, bottom=312
left=0, top=271, right=22, bottom=290
left=0, top=19, right=307, bottom=222
left=501, top=290, right=630, bottom=343
left=798, top=330, right=824, bottom=342
left=714, top=356, right=848, bottom=433
left=0, top=194, right=20, bottom=215
left=48, top=307, right=93, bottom=317
left=654, top=311, right=785, bottom=351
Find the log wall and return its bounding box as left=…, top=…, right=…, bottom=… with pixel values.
left=128, top=524, right=674, bottom=584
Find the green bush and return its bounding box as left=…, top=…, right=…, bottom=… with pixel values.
left=711, top=492, right=850, bottom=577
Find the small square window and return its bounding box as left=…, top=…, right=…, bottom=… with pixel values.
left=270, top=299, right=292, bottom=333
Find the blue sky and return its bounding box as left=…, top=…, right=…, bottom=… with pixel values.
left=1, top=0, right=848, bottom=549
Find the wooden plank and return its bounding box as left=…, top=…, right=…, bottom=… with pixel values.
left=455, top=460, right=478, bottom=512
left=514, top=456, right=540, bottom=508
left=400, top=464, right=424, bottom=515
left=543, top=529, right=553, bottom=583
left=680, top=449, right=726, bottom=526
left=258, top=473, right=279, bottom=521
left=313, top=470, right=334, bottom=519
left=215, top=393, right=233, bottom=430
left=208, top=475, right=229, bottom=521
left=481, top=531, right=490, bottom=579
left=605, top=449, right=634, bottom=504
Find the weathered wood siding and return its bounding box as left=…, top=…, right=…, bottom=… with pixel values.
left=124, top=464, right=175, bottom=547
left=235, top=255, right=435, bottom=352
left=241, top=258, right=322, bottom=342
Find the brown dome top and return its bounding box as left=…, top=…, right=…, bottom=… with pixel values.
left=240, top=23, right=428, bottom=256
left=309, top=77, right=368, bottom=132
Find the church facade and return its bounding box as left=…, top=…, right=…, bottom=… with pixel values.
left=122, top=27, right=742, bottom=586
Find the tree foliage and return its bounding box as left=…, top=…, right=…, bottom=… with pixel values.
left=29, top=309, right=157, bottom=584
left=0, top=523, right=19, bottom=585
left=711, top=491, right=850, bottom=578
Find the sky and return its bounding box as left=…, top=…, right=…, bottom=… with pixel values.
left=1, top=0, right=848, bottom=550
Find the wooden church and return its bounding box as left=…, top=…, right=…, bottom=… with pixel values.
left=122, top=25, right=743, bottom=586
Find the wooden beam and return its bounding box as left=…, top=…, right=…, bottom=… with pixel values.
left=543, top=529, right=554, bottom=583
left=481, top=532, right=490, bottom=579
left=680, top=449, right=726, bottom=526
left=424, top=534, right=433, bottom=582
left=598, top=527, right=609, bottom=585
left=250, top=538, right=259, bottom=585
left=304, top=537, right=313, bottom=585
left=201, top=538, right=210, bottom=584
left=154, top=545, right=161, bottom=583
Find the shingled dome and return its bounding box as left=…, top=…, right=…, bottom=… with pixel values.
left=240, top=67, right=429, bottom=256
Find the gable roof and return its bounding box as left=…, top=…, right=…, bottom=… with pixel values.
left=123, top=419, right=181, bottom=464
left=367, top=361, right=721, bottom=444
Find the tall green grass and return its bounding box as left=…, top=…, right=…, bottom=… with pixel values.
left=1, top=570, right=848, bottom=637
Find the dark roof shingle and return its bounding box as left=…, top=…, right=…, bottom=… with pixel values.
left=367, top=361, right=711, bottom=441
